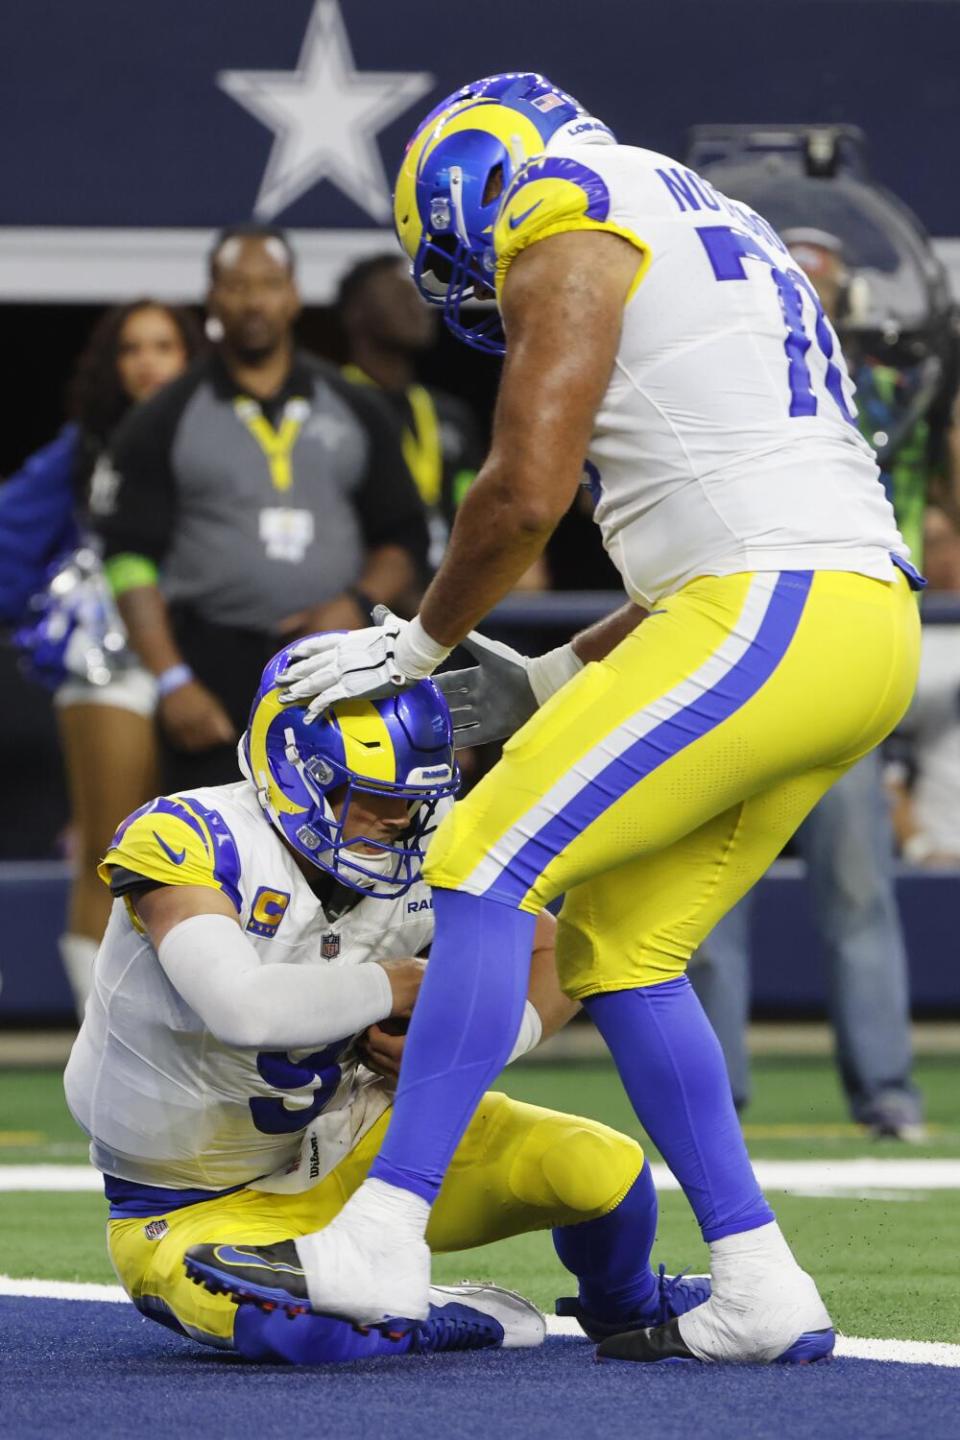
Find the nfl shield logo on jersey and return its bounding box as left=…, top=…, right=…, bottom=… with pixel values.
left=321, top=931, right=341, bottom=959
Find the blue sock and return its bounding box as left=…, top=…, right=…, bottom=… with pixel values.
left=553, top=1161, right=659, bottom=1321
left=586, top=978, right=774, bottom=1242
left=370, top=888, right=535, bottom=1202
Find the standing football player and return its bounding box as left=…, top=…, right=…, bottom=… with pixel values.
left=203, top=74, right=920, bottom=1365
left=64, top=645, right=708, bottom=1365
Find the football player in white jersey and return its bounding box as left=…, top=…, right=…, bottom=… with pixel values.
left=200, top=74, right=921, bottom=1365
left=64, top=640, right=709, bottom=1365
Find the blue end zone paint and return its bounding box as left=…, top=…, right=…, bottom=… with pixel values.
left=4, top=1298, right=958, bottom=1440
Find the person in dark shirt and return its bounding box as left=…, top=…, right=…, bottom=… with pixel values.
left=92, top=225, right=429, bottom=792
left=337, top=253, right=484, bottom=570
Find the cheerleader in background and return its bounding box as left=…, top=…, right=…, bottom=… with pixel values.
left=0, top=301, right=203, bottom=1014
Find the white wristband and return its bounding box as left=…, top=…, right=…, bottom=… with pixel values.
left=156, top=663, right=194, bottom=698
left=506, top=1000, right=543, bottom=1065
left=394, top=615, right=453, bottom=681
left=525, top=643, right=584, bottom=706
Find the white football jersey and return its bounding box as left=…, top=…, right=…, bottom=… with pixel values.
left=64, top=782, right=442, bottom=1193
left=493, top=137, right=909, bottom=606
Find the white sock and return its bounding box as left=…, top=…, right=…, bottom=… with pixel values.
left=336, top=1177, right=432, bottom=1243
left=59, top=934, right=99, bottom=1020
left=295, top=1178, right=433, bottom=1322
left=678, top=1221, right=831, bottom=1363
left=709, top=1220, right=800, bottom=1289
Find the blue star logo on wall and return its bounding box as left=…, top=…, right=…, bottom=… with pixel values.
left=218, top=0, right=434, bottom=223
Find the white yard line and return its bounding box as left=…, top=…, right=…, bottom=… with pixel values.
left=0, top=1276, right=128, bottom=1303
left=4, top=1158, right=960, bottom=1195
left=1, top=1277, right=957, bottom=1367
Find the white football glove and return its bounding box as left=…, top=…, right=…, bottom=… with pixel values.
left=279, top=609, right=450, bottom=722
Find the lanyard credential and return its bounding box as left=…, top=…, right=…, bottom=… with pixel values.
left=343, top=365, right=442, bottom=508
left=401, top=384, right=442, bottom=509
left=234, top=396, right=309, bottom=493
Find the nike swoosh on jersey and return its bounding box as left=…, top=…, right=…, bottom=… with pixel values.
left=153, top=831, right=187, bottom=865
left=508, top=200, right=543, bottom=230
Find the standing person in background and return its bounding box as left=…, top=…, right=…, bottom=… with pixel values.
left=887, top=506, right=960, bottom=867
left=0, top=301, right=201, bottom=1014
left=782, top=229, right=959, bottom=563
left=336, top=253, right=484, bottom=574
left=91, top=225, right=429, bottom=794
left=692, top=229, right=935, bottom=1137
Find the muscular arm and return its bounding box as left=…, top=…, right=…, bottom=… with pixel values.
left=133, top=884, right=420, bottom=1050
left=525, top=909, right=579, bottom=1041
left=418, top=230, right=643, bottom=647
left=571, top=600, right=649, bottom=665
left=362, top=909, right=578, bottom=1079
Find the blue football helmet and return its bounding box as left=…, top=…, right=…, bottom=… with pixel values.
left=241, top=640, right=460, bottom=899
left=394, top=72, right=613, bottom=354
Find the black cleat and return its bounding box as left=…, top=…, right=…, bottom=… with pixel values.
left=597, top=1317, right=836, bottom=1365
left=184, top=1241, right=315, bottom=1319
left=596, top=1317, right=697, bottom=1364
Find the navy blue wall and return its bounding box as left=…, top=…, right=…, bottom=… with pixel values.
left=1, top=863, right=957, bottom=1021
left=0, top=1, right=956, bottom=232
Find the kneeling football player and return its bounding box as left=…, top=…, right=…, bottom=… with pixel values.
left=64, top=642, right=708, bottom=1364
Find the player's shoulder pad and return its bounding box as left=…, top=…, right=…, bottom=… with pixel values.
left=493, top=152, right=650, bottom=297
left=98, top=794, right=242, bottom=910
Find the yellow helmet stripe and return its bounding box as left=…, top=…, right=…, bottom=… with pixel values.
left=416, top=101, right=544, bottom=176
left=334, top=700, right=397, bottom=784
left=249, top=689, right=307, bottom=817
left=394, top=97, right=547, bottom=262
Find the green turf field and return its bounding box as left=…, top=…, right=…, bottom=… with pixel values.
left=2, top=1056, right=959, bottom=1343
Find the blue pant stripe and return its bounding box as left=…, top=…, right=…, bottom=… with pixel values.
left=484, top=571, right=814, bottom=905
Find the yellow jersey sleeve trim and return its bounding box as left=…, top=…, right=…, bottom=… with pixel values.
left=495, top=218, right=651, bottom=305
left=98, top=811, right=221, bottom=896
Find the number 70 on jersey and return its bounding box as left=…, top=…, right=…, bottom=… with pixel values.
left=696, top=224, right=856, bottom=425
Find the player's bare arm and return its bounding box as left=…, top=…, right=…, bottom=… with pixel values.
left=362, top=910, right=576, bottom=1080
left=279, top=231, right=645, bottom=721
left=524, top=909, right=580, bottom=1039
left=417, top=230, right=641, bottom=647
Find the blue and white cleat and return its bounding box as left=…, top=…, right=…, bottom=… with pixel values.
left=557, top=1265, right=712, bottom=1342
left=230, top=1284, right=544, bottom=1365
left=184, top=1243, right=545, bottom=1360
left=424, top=1283, right=546, bottom=1350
